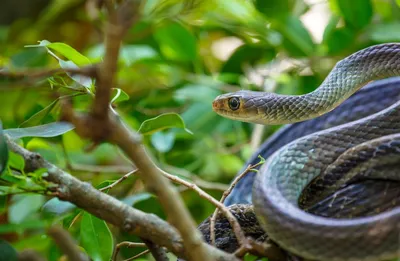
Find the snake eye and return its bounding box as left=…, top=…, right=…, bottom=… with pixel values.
left=228, top=97, right=240, bottom=111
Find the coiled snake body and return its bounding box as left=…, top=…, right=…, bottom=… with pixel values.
left=212, top=43, right=400, bottom=260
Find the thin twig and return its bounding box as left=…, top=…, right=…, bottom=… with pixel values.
left=156, top=167, right=247, bottom=246
left=47, top=226, right=89, bottom=261
left=112, top=241, right=147, bottom=261
left=163, top=165, right=229, bottom=191
left=99, top=169, right=137, bottom=192
left=124, top=250, right=150, bottom=261
left=70, top=163, right=133, bottom=173
left=210, top=157, right=265, bottom=246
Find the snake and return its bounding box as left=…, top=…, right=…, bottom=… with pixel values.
left=211, top=43, right=400, bottom=260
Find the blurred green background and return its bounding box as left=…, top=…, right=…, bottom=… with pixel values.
left=0, top=0, right=399, bottom=260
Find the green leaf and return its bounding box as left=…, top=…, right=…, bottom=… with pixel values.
left=27, top=40, right=93, bottom=89
left=42, top=198, right=76, bottom=216
left=9, top=195, right=45, bottom=224
left=397, top=0, right=400, bottom=7
left=8, top=151, right=25, bottom=171
left=151, top=131, right=175, bottom=153
left=111, top=88, right=130, bottom=104
left=0, top=123, right=8, bottom=174
left=80, top=212, right=113, bottom=261
left=121, top=193, right=153, bottom=206
left=254, top=0, right=289, bottom=17
left=367, top=22, right=400, bottom=42
left=0, top=196, right=6, bottom=214
left=5, top=122, right=75, bottom=139
left=138, top=113, right=192, bottom=135
left=336, top=0, right=372, bottom=29
left=29, top=40, right=91, bottom=66
left=19, top=99, right=59, bottom=128
left=154, top=22, right=197, bottom=62
left=58, top=60, right=93, bottom=89
left=275, top=15, right=315, bottom=56
left=221, top=45, right=276, bottom=74
left=0, top=240, right=18, bottom=261
left=120, top=45, right=158, bottom=66
left=0, top=220, right=47, bottom=234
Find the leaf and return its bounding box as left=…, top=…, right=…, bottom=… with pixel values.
left=154, top=22, right=197, bottom=62
left=26, top=40, right=93, bottom=89
left=397, top=0, right=400, bottom=7
left=138, top=113, right=192, bottom=135
left=111, top=88, right=130, bottom=104
left=336, top=0, right=372, bottom=29
left=5, top=122, right=75, bottom=139
left=42, top=198, right=76, bottom=216
left=120, top=45, right=158, bottom=66
left=8, top=151, right=25, bottom=171
left=29, top=40, right=91, bottom=66
left=58, top=60, right=93, bottom=89
left=151, top=131, right=175, bottom=153
left=0, top=220, right=47, bottom=234
left=367, top=23, right=400, bottom=42
left=275, top=15, right=315, bottom=56
left=254, top=0, right=289, bottom=17
left=121, top=193, right=153, bottom=206
left=80, top=212, right=113, bottom=261
left=0, top=240, right=18, bottom=261
left=8, top=195, right=45, bottom=224
left=0, top=123, right=8, bottom=174
left=221, top=45, right=276, bottom=74
left=19, top=99, right=59, bottom=127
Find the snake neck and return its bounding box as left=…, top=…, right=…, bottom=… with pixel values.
left=270, top=43, right=400, bottom=124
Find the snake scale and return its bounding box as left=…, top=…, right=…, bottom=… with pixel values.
left=211, top=43, right=400, bottom=260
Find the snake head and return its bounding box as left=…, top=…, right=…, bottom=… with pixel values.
left=212, top=90, right=279, bottom=124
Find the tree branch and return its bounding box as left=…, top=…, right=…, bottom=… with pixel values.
left=91, top=0, right=139, bottom=124
left=5, top=135, right=238, bottom=261
left=47, top=226, right=89, bottom=261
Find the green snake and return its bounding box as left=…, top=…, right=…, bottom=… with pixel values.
left=212, top=43, right=400, bottom=260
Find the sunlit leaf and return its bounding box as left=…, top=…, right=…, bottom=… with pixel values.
left=138, top=113, right=192, bottom=135
left=29, top=40, right=91, bottom=66
left=111, top=88, right=130, bottom=104
left=5, top=122, right=75, bottom=139
left=26, top=40, right=93, bottom=89
left=0, top=240, right=18, bottom=261
left=8, top=151, right=25, bottom=171
left=80, top=212, right=113, bottom=261
left=0, top=123, right=8, bottom=174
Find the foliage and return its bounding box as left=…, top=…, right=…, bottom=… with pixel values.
left=0, top=0, right=399, bottom=260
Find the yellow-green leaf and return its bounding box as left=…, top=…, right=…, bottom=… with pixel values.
left=138, top=113, right=192, bottom=135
